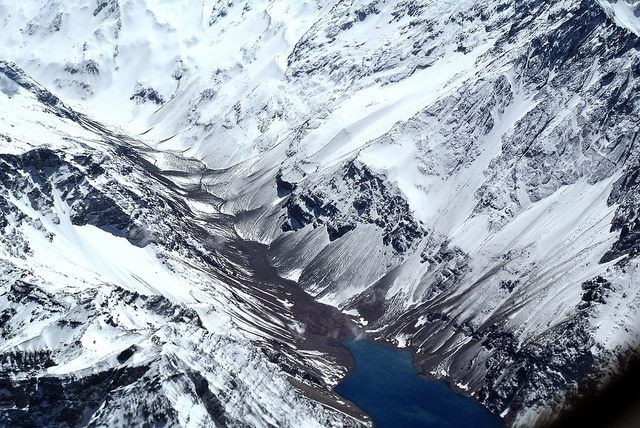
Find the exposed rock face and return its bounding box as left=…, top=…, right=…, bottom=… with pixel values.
left=281, top=161, right=425, bottom=252
left=1, top=0, right=640, bottom=426
left=0, top=64, right=364, bottom=427
left=603, top=159, right=640, bottom=262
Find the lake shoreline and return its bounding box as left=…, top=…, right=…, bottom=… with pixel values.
left=332, top=335, right=503, bottom=427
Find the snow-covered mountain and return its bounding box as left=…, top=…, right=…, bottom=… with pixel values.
left=2, top=0, right=640, bottom=426
left=0, top=62, right=367, bottom=427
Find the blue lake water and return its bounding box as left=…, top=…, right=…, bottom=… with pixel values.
left=335, top=339, right=502, bottom=428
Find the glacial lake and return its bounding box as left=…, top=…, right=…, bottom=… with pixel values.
left=335, top=339, right=502, bottom=428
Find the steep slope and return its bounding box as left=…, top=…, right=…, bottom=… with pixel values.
left=205, top=2, right=640, bottom=423
left=0, top=63, right=366, bottom=427
left=2, top=0, right=640, bottom=426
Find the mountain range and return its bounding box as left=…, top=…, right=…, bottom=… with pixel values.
left=1, top=0, right=640, bottom=426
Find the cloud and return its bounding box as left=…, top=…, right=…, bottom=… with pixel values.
left=0, top=74, right=19, bottom=97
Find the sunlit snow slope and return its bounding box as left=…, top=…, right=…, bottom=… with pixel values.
left=0, top=62, right=366, bottom=427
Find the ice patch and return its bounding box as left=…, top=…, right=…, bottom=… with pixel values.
left=281, top=268, right=304, bottom=282
left=343, top=308, right=360, bottom=317
left=396, top=334, right=410, bottom=348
